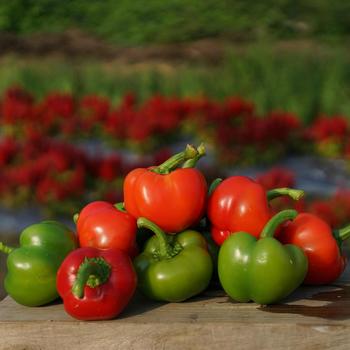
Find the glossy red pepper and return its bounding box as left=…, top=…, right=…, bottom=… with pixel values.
left=207, top=176, right=304, bottom=245
left=279, top=212, right=350, bottom=285
left=57, top=247, right=137, bottom=320
left=124, top=144, right=207, bottom=233
left=75, top=201, right=138, bottom=257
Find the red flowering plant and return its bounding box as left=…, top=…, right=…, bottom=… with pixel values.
left=2, top=85, right=350, bottom=180
left=0, top=128, right=177, bottom=216
left=4, top=85, right=350, bottom=221
left=0, top=137, right=87, bottom=214
left=79, top=94, right=111, bottom=136
left=256, top=167, right=350, bottom=229
left=1, top=87, right=34, bottom=137
left=256, top=167, right=306, bottom=214
left=104, top=94, right=186, bottom=153
left=305, top=115, right=349, bottom=158
left=183, top=96, right=256, bottom=165
left=214, top=108, right=300, bottom=166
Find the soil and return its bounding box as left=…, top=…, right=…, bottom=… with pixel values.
left=0, top=30, right=226, bottom=64
left=0, top=29, right=330, bottom=65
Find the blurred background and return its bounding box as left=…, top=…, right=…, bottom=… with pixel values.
left=1, top=1, right=350, bottom=298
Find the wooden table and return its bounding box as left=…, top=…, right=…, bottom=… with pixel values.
left=1, top=276, right=350, bottom=350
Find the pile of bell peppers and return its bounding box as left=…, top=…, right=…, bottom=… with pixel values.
left=1, top=143, right=349, bottom=320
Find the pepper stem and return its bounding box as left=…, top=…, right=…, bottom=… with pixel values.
left=71, top=257, right=111, bottom=299
left=151, top=144, right=198, bottom=174
left=208, top=178, right=223, bottom=195
left=267, top=188, right=305, bottom=201
left=182, top=143, right=206, bottom=168
left=73, top=213, right=79, bottom=224
left=0, top=242, right=13, bottom=254
left=334, top=224, right=350, bottom=242
left=260, top=209, right=298, bottom=239
left=114, top=202, right=126, bottom=212
left=137, top=217, right=175, bottom=258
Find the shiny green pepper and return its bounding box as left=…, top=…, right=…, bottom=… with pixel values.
left=218, top=210, right=308, bottom=305
left=0, top=221, right=77, bottom=306
left=134, top=217, right=213, bottom=302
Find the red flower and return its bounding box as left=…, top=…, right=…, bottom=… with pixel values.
left=127, top=118, right=152, bottom=141
left=121, top=92, right=136, bottom=109
left=2, top=86, right=33, bottom=123
left=257, top=111, right=301, bottom=144
left=102, top=190, right=122, bottom=204
left=256, top=167, right=296, bottom=190
left=0, top=137, right=18, bottom=165
left=330, top=189, right=350, bottom=226
left=42, top=93, right=75, bottom=119
left=153, top=148, right=172, bottom=165
left=97, top=155, right=122, bottom=181
left=224, top=97, right=254, bottom=117
left=36, top=177, right=56, bottom=203
left=80, top=95, right=110, bottom=122
left=308, top=200, right=340, bottom=228
left=307, top=116, right=348, bottom=142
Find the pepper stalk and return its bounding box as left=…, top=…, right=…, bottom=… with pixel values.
left=72, top=257, right=111, bottom=299
left=0, top=242, right=13, bottom=254
left=151, top=144, right=198, bottom=174
left=260, top=209, right=298, bottom=238
left=137, top=217, right=182, bottom=259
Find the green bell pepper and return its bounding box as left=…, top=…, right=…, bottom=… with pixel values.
left=0, top=221, right=77, bottom=306
left=134, top=217, right=213, bottom=302
left=218, top=209, right=308, bottom=305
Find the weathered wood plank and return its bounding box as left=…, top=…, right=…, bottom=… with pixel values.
left=0, top=266, right=349, bottom=349
left=0, top=284, right=349, bottom=323
left=0, top=321, right=349, bottom=350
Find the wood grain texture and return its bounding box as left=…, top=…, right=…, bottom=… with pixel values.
left=0, top=268, right=350, bottom=349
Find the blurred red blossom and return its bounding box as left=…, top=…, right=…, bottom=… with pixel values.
left=0, top=86, right=350, bottom=221
left=308, top=200, right=340, bottom=229
left=1, top=86, right=34, bottom=123
left=256, top=167, right=296, bottom=190
left=307, top=116, right=348, bottom=142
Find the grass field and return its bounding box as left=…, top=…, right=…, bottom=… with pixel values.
left=1, top=1, right=349, bottom=45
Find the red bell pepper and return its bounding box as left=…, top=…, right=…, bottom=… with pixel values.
left=57, top=247, right=137, bottom=320
left=124, top=144, right=207, bottom=233
left=75, top=201, right=138, bottom=257
left=207, top=176, right=304, bottom=245
left=279, top=212, right=350, bottom=285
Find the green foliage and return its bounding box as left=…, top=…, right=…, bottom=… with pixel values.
left=0, top=1, right=350, bottom=44
left=0, top=43, right=349, bottom=123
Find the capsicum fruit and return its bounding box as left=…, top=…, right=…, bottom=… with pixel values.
left=208, top=176, right=304, bottom=245
left=57, top=247, right=137, bottom=321
left=124, top=144, right=207, bottom=233
left=279, top=212, right=350, bottom=285
left=0, top=221, right=77, bottom=306
left=218, top=210, right=307, bottom=305
left=133, top=217, right=213, bottom=302
left=74, top=201, right=138, bottom=257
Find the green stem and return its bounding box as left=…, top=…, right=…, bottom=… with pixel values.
left=334, top=224, right=350, bottom=243
left=73, top=213, right=79, bottom=224
left=208, top=178, right=222, bottom=196
left=0, top=242, right=14, bottom=254
left=114, top=202, right=126, bottom=212
left=260, top=209, right=298, bottom=239
left=137, top=217, right=173, bottom=258
left=72, top=257, right=111, bottom=299
left=267, top=188, right=305, bottom=201
left=182, top=143, right=206, bottom=168
left=151, top=144, right=198, bottom=174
